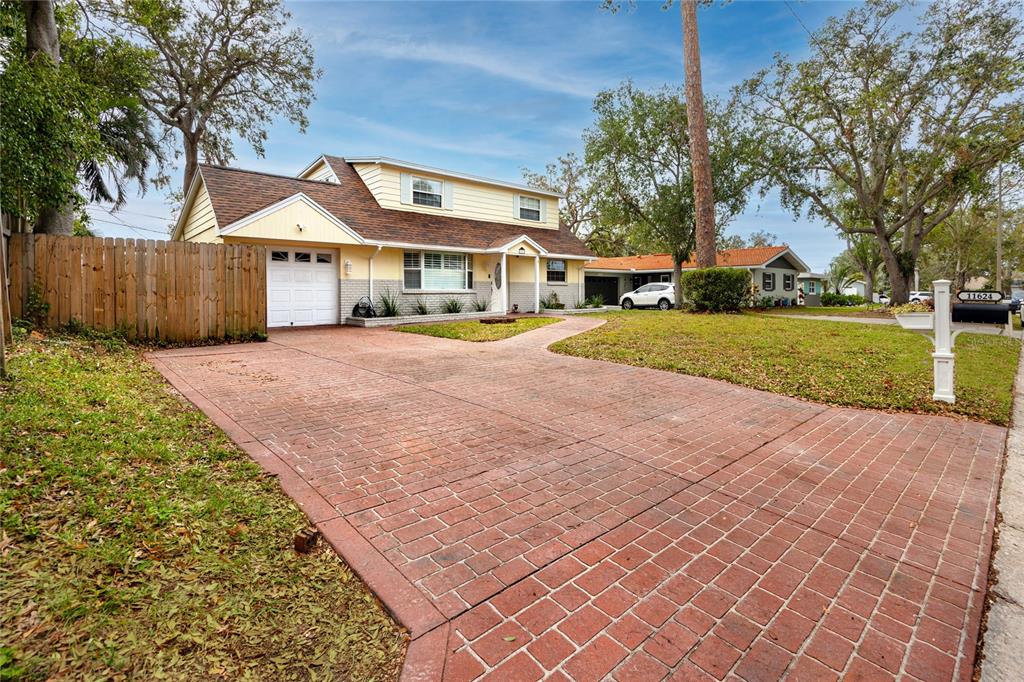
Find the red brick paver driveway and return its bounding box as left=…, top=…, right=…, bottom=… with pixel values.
left=149, top=317, right=1004, bottom=681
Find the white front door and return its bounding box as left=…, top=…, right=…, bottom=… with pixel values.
left=267, top=248, right=338, bottom=327
left=490, top=257, right=505, bottom=313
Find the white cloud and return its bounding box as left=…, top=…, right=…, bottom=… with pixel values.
left=324, top=112, right=546, bottom=161
left=328, top=30, right=604, bottom=98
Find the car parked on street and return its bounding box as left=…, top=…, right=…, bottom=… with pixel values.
left=909, top=290, right=934, bottom=303
left=620, top=283, right=676, bottom=310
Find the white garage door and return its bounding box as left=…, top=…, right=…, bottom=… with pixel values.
left=267, top=248, right=338, bottom=327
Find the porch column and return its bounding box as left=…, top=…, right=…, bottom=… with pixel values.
left=501, top=252, right=508, bottom=313
left=534, top=256, right=540, bottom=313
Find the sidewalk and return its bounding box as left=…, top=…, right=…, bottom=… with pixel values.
left=979, top=342, right=1024, bottom=679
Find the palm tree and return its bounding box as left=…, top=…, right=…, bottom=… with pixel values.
left=80, top=105, right=161, bottom=210
left=680, top=0, right=716, bottom=267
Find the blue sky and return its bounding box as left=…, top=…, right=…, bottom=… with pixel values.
left=89, top=0, right=859, bottom=272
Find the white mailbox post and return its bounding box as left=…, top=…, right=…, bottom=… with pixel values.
left=931, top=280, right=955, bottom=403
left=893, top=280, right=955, bottom=403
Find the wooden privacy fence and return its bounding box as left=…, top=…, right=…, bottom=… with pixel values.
left=7, top=234, right=267, bottom=342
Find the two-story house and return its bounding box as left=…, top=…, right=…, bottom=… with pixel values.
left=172, top=155, right=594, bottom=327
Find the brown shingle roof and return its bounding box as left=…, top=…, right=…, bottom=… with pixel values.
left=197, top=161, right=593, bottom=257
left=587, top=246, right=791, bottom=271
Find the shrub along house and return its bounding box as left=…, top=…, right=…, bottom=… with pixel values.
left=584, top=246, right=813, bottom=306
left=172, top=155, right=594, bottom=327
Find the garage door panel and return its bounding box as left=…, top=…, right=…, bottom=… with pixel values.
left=267, top=249, right=338, bottom=328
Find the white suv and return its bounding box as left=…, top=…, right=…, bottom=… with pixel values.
left=620, top=283, right=676, bottom=310
left=909, top=290, right=934, bottom=303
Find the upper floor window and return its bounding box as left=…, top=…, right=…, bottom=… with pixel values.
left=547, top=259, right=566, bottom=283
left=412, top=177, right=443, bottom=208
left=518, top=195, right=542, bottom=221
left=762, top=272, right=775, bottom=291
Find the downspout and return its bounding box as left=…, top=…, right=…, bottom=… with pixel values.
left=578, top=263, right=585, bottom=304
left=368, top=245, right=382, bottom=301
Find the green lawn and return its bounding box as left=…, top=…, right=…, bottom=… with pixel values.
left=396, top=316, right=561, bottom=342
left=0, top=332, right=405, bottom=681
left=550, top=310, right=1019, bottom=425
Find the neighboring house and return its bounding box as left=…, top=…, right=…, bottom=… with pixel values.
left=842, top=280, right=868, bottom=298
left=797, top=273, right=825, bottom=306
left=173, top=155, right=594, bottom=326
left=584, top=246, right=812, bottom=305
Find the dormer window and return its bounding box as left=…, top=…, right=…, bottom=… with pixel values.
left=412, top=177, right=443, bottom=208
left=518, top=195, right=542, bottom=221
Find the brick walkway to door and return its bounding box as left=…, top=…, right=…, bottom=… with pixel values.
left=149, top=317, right=1005, bottom=681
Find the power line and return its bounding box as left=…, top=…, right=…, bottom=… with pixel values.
left=783, top=0, right=814, bottom=39
left=84, top=205, right=173, bottom=222
left=86, top=216, right=170, bottom=236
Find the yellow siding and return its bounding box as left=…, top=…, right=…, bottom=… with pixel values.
left=181, top=179, right=219, bottom=242
left=503, top=238, right=540, bottom=256
left=226, top=199, right=363, bottom=245
left=298, top=158, right=338, bottom=183
left=506, top=256, right=584, bottom=283
left=353, top=162, right=559, bottom=229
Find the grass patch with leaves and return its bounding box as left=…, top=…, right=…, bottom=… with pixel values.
left=550, top=310, right=1019, bottom=425
left=396, top=316, right=560, bottom=342
left=0, top=333, right=406, bottom=681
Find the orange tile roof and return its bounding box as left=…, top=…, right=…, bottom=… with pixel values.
left=587, top=246, right=790, bottom=271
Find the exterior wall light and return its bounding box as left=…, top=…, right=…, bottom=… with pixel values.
left=344, top=259, right=353, bottom=275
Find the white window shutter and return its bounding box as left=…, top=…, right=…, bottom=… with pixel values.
left=513, top=194, right=520, bottom=219
left=443, top=181, right=453, bottom=210
left=400, top=173, right=412, bottom=204
left=539, top=198, right=547, bottom=223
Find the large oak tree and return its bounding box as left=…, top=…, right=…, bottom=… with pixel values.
left=98, top=0, right=320, bottom=191
left=737, top=0, right=1024, bottom=303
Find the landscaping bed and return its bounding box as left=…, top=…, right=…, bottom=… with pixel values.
left=0, top=331, right=405, bottom=680
left=396, top=316, right=560, bottom=342
left=550, top=310, right=1019, bottom=424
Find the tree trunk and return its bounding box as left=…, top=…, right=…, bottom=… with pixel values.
left=24, top=1, right=59, bottom=61
left=680, top=0, right=716, bottom=268
left=24, top=1, right=74, bottom=235
left=864, top=271, right=874, bottom=304
left=877, top=236, right=911, bottom=304
left=183, top=135, right=200, bottom=192
left=672, top=255, right=683, bottom=310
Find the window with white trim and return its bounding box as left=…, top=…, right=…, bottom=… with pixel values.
left=546, top=259, right=566, bottom=283
left=412, top=177, right=443, bottom=208
left=403, top=251, right=471, bottom=290
left=762, top=272, right=775, bottom=290
left=783, top=274, right=795, bottom=291
left=518, top=195, right=542, bottom=221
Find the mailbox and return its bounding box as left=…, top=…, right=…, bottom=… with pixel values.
left=952, top=302, right=1010, bottom=324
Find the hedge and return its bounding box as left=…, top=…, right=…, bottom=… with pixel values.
left=679, top=267, right=751, bottom=312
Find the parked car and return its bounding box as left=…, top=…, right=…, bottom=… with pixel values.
left=620, top=283, right=676, bottom=310
left=909, top=290, right=934, bottom=303
left=876, top=293, right=890, bottom=304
